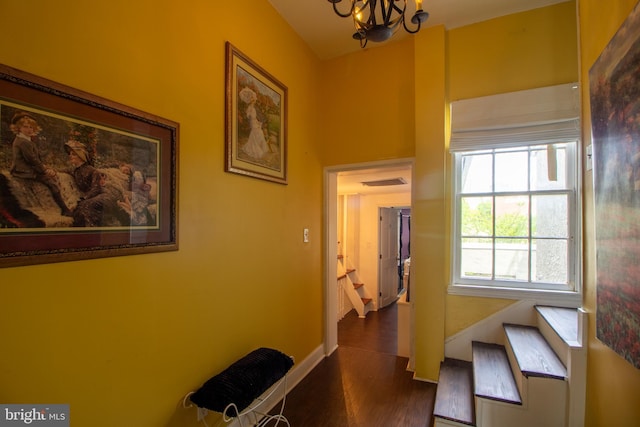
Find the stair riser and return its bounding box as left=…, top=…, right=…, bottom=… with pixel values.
left=477, top=399, right=564, bottom=427
left=504, top=343, right=526, bottom=400
left=476, top=376, right=566, bottom=427
left=527, top=377, right=567, bottom=426
left=534, top=307, right=588, bottom=427
left=434, top=418, right=473, bottom=427
left=537, top=313, right=571, bottom=366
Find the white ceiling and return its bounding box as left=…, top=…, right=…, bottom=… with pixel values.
left=267, top=0, right=569, bottom=60
left=267, top=0, right=569, bottom=195
left=337, top=164, right=412, bottom=195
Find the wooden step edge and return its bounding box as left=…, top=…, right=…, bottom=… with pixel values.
left=353, top=282, right=364, bottom=290
left=434, top=358, right=476, bottom=426
left=535, top=305, right=579, bottom=345
left=337, top=254, right=344, bottom=260
left=346, top=268, right=356, bottom=274
left=361, top=297, right=372, bottom=305
left=337, top=273, right=347, bottom=280
left=472, top=341, right=522, bottom=405
left=503, top=324, right=567, bottom=380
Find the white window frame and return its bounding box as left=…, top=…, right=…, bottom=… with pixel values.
left=448, top=84, right=582, bottom=306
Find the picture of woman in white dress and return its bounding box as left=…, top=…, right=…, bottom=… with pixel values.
left=239, top=87, right=269, bottom=160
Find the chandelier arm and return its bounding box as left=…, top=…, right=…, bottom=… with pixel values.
left=402, top=17, right=421, bottom=34
left=386, top=1, right=406, bottom=28
left=379, top=14, right=403, bottom=33
left=367, top=0, right=378, bottom=26
left=381, top=0, right=394, bottom=25
left=331, top=0, right=355, bottom=18
left=391, top=1, right=407, bottom=18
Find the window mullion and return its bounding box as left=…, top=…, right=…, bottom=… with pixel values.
left=528, top=193, right=533, bottom=283
left=492, top=151, right=496, bottom=281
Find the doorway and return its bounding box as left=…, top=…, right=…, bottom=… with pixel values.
left=324, top=159, right=413, bottom=355
left=379, top=206, right=408, bottom=309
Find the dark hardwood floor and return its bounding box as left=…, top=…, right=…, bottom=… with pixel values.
left=338, top=302, right=399, bottom=355
left=267, top=302, right=437, bottom=426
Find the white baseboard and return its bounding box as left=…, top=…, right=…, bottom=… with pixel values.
left=283, top=344, right=326, bottom=394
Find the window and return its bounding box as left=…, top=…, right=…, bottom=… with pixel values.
left=454, top=143, right=577, bottom=289
left=449, top=84, right=581, bottom=303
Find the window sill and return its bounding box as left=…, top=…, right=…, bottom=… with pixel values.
left=448, top=283, right=582, bottom=307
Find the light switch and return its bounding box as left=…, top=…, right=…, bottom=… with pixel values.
left=303, top=228, right=309, bottom=243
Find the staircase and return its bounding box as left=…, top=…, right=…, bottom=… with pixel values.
left=337, top=255, right=373, bottom=318
left=434, top=304, right=587, bottom=427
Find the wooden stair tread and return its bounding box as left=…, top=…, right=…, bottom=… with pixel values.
left=535, top=305, right=579, bottom=345
left=434, top=358, right=476, bottom=426
left=337, top=269, right=356, bottom=280
left=353, top=282, right=364, bottom=290
left=361, top=297, right=372, bottom=305
left=472, top=341, right=522, bottom=405
left=504, top=324, right=567, bottom=380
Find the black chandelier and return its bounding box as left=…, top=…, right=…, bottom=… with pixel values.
left=328, top=0, right=429, bottom=48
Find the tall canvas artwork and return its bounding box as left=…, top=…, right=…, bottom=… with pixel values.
left=589, top=0, right=640, bottom=369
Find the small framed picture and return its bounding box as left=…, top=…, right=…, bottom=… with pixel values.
left=225, top=42, right=287, bottom=184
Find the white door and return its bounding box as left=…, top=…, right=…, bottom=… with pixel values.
left=379, top=207, right=400, bottom=308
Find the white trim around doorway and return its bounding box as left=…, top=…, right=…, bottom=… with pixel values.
left=323, top=158, right=414, bottom=356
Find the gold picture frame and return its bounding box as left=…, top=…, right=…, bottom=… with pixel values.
left=225, top=42, right=287, bottom=184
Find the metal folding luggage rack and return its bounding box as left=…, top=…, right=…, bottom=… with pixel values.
left=183, top=348, right=293, bottom=427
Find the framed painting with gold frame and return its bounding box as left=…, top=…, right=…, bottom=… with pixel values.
left=225, top=42, right=287, bottom=184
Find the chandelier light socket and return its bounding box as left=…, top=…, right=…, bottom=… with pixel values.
left=411, top=10, right=429, bottom=25
left=352, top=31, right=365, bottom=40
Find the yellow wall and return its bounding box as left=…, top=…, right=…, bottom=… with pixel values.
left=448, top=1, right=579, bottom=101
left=0, top=1, right=322, bottom=426
left=318, top=38, right=416, bottom=166
left=579, top=0, right=640, bottom=425
left=413, top=24, right=448, bottom=380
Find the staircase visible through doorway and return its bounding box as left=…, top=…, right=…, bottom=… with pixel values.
left=337, top=255, right=373, bottom=318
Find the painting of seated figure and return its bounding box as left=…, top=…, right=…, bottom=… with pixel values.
left=0, top=64, right=178, bottom=267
